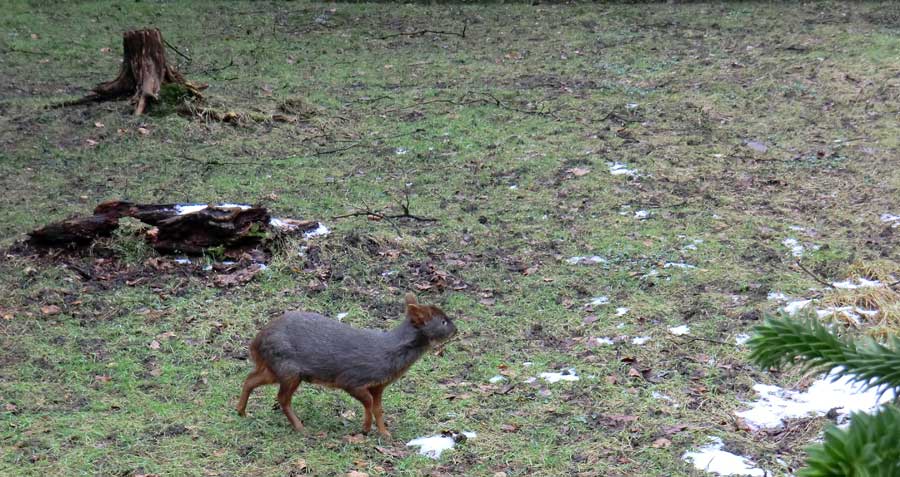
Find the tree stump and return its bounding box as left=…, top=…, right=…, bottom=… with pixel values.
left=66, top=29, right=205, bottom=115
left=27, top=214, right=119, bottom=247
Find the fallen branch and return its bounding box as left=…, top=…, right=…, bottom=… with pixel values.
left=795, top=260, right=834, bottom=289
left=376, top=22, right=467, bottom=40
left=313, top=128, right=425, bottom=156
left=333, top=190, right=437, bottom=224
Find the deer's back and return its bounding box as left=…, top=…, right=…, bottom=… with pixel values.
left=253, top=312, right=395, bottom=388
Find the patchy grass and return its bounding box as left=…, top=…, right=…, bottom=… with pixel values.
left=2, top=1, right=900, bottom=476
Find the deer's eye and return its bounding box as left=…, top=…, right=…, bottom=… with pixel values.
left=442, top=319, right=448, bottom=326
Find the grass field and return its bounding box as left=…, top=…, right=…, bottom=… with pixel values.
left=2, top=1, right=900, bottom=476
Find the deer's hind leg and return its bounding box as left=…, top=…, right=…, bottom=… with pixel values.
left=237, top=365, right=276, bottom=416
left=276, top=375, right=304, bottom=431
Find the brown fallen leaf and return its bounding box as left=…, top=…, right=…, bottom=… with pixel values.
left=137, top=127, right=150, bottom=135
left=346, top=471, right=368, bottom=477
left=41, top=305, right=61, bottom=316
left=374, top=446, right=408, bottom=458
left=662, top=424, right=689, bottom=435
left=94, top=375, right=112, bottom=384
left=149, top=340, right=161, bottom=350
left=567, top=167, right=591, bottom=177
left=293, top=458, right=307, bottom=471
left=652, top=437, right=672, bottom=448
left=343, top=433, right=366, bottom=444
left=213, top=264, right=264, bottom=287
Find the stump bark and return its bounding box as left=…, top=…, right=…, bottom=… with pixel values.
left=66, top=29, right=204, bottom=115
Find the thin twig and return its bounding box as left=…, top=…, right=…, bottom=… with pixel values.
left=163, top=38, right=192, bottom=63
left=376, top=22, right=467, bottom=40
left=676, top=336, right=736, bottom=347
left=795, top=260, right=834, bottom=289
left=313, top=128, right=424, bottom=156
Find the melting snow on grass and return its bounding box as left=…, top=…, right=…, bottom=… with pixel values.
left=303, top=223, right=331, bottom=238
left=175, top=203, right=251, bottom=215
left=664, top=262, right=696, bottom=269
left=631, top=336, right=651, bottom=345
left=592, top=337, right=614, bottom=346
left=782, top=238, right=804, bottom=257
left=407, top=431, right=476, bottom=459
left=174, top=257, right=191, bottom=264
left=615, top=307, right=630, bottom=317
left=831, top=277, right=882, bottom=289
left=736, top=369, right=897, bottom=430
left=539, top=368, right=580, bottom=383
left=735, top=333, right=751, bottom=346
left=589, top=296, right=610, bottom=306
left=682, top=437, right=766, bottom=476
left=566, top=255, right=606, bottom=265
left=488, top=375, right=506, bottom=384
left=607, top=162, right=638, bottom=177
left=782, top=299, right=813, bottom=315
left=881, top=213, right=900, bottom=228
left=634, top=210, right=650, bottom=219
left=669, top=325, right=690, bottom=335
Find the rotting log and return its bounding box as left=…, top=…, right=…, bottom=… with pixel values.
left=145, top=206, right=271, bottom=255
left=56, top=28, right=206, bottom=115
left=29, top=201, right=322, bottom=255
left=27, top=214, right=119, bottom=246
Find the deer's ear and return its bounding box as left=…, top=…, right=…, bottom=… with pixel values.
left=407, top=304, right=430, bottom=327
left=405, top=292, right=419, bottom=306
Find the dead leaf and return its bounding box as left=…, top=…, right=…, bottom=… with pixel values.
left=499, top=423, right=519, bottom=433
left=85, top=139, right=98, bottom=147
left=567, top=167, right=591, bottom=177
left=149, top=367, right=163, bottom=377
left=100, top=47, right=111, bottom=53
left=493, top=473, right=508, bottom=477
left=628, top=367, right=642, bottom=378
left=30, top=33, right=39, bottom=40
left=149, top=340, right=161, bottom=350
left=745, top=140, right=767, bottom=153
left=341, top=409, right=357, bottom=420
left=137, top=127, right=150, bottom=136
left=212, top=448, right=227, bottom=457
left=94, top=375, right=112, bottom=384
left=347, top=472, right=368, bottom=477
left=4, top=403, right=17, bottom=412
left=343, top=433, right=366, bottom=444
left=662, top=424, right=688, bottom=435
left=583, top=315, right=599, bottom=324
left=157, top=331, right=177, bottom=340
left=605, top=375, right=618, bottom=385
left=374, top=446, right=407, bottom=458
left=213, top=264, right=264, bottom=287
left=40, top=305, right=61, bottom=316
left=293, top=459, right=307, bottom=471
left=94, top=122, right=105, bottom=128
left=652, top=437, right=672, bottom=448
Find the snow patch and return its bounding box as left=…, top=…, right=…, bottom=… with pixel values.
left=631, top=336, right=651, bottom=345
left=832, top=277, right=882, bottom=289
left=782, top=299, right=813, bottom=316
left=734, top=334, right=751, bottom=346
left=607, top=162, right=638, bottom=177
left=767, top=291, right=789, bottom=302
left=303, top=223, right=331, bottom=238
left=592, top=337, right=614, bottom=346
left=634, top=210, right=650, bottom=219
left=736, top=369, right=897, bottom=430
left=615, top=307, right=630, bottom=317
left=566, top=255, right=607, bottom=265
left=175, top=204, right=208, bottom=215
left=539, top=368, right=579, bottom=383
left=682, top=437, right=766, bottom=476
left=489, top=375, right=506, bottom=384
left=664, top=262, right=696, bottom=269
left=881, top=213, right=900, bottom=228
left=174, top=257, right=191, bottom=265
left=336, top=312, right=348, bottom=320
left=782, top=238, right=804, bottom=257
left=589, top=296, right=610, bottom=306
left=406, top=431, right=476, bottom=459
left=669, top=325, right=690, bottom=336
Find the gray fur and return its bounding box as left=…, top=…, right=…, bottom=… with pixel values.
left=254, top=309, right=456, bottom=389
